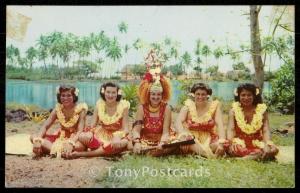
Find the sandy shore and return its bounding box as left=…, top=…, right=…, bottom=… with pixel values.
left=5, top=116, right=114, bottom=188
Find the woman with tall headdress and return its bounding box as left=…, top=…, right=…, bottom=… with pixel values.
left=131, top=49, right=175, bottom=156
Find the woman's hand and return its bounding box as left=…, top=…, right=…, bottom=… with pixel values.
left=65, top=151, right=80, bottom=159
left=111, top=138, right=127, bottom=149
left=261, top=144, right=273, bottom=160
left=158, top=141, right=167, bottom=150
left=133, top=142, right=142, bottom=154
left=215, top=144, right=225, bottom=157
left=111, top=136, right=121, bottom=149
left=62, top=143, right=74, bottom=158
left=79, top=132, right=93, bottom=146
left=32, top=141, right=43, bottom=156
left=228, top=143, right=240, bottom=155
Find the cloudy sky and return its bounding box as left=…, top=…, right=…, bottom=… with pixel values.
left=6, top=5, right=293, bottom=75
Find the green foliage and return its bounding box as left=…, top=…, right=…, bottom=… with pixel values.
left=6, top=102, right=46, bottom=112
left=118, top=21, right=128, bottom=33
left=193, top=66, right=202, bottom=75
left=163, top=64, right=184, bottom=77
left=205, top=65, right=219, bottom=76
left=121, top=84, right=139, bottom=117
left=176, top=79, right=194, bottom=106
left=131, top=64, right=147, bottom=78
left=266, top=61, right=294, bottom=114
left=264, top=71, right=276, bottom=81
left=110, top=75, right=121, bottom=80
left=232, top=62, right=250, bottom=72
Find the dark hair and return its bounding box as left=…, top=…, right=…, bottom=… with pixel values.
left=56, top=84, right=78, bottom=104
left=100, top=82, right=122, bottom=102
left=234, top=83, right=263, bottom=105
left=190, top=82, right=212, bottom=96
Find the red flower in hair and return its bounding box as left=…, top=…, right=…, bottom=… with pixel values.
left=143, top=72, right=153, bottom=82
left=160, top=75, right=164, bottom=80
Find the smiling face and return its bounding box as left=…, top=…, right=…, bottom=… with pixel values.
left=194, top=89, right=208, bottom=104
left=104, top=86, right=118, bottom=103
left=239, top=89, right=254, bottom=107
left=60, top=90, right=75, bottom=107
left=149, top=90, right=163, bottom=106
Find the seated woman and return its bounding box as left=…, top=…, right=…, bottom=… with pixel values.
left=226, top=83, right=278, bottom=160
left=132, top=49, right=175, bottom=157
left=175, top=83, right=227, bottom=158
left=30, top=85, right=88, bottom=158
left=68, top=82, right=131, bottom=158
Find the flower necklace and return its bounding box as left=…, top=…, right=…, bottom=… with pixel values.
left=232, top=102, right=267, bottom=135
left=56, top=103, right=88, bottom=128
left=148, top=103, right=161, bottom=113
left=184, top=99, right=219, bottom=124
left=97, top=99, right=130, bottom=125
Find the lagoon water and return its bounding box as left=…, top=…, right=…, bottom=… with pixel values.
left=6, top=79, right=271, bottom=109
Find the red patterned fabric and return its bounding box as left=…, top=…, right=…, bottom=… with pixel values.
left=186, top=118, right=216, bottom=132
left=185, top=107, right=218, bottom=142
left=142, top=103, right=166, bottom=134
left=100, top=118, right=123, bottom=131
left=230, top=119, right=263, bottom=157
left=85, top=117, right=127, bottom=154
left=87, top=135, right=103, bottom=150
left=44, top=129, right=74, bottom=143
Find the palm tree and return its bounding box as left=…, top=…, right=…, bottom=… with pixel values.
left=194, top=39, right=202, bottom=75
left=49, top=31, right=64, bottom=69
left=36, top=34, right=50, bottom=69
left=181, top=51, right=192, bottom=75
left=201, top=45, right=211, bottom=71
left=6, top=44, right=19, bottom=67
left=25, top=46, right=38, bottom=69
left=118, top=21, right=128, bottom=34
left=105, top=37, right=122, bottom=77
left=118, top=22, right=130, bottom=76
left=89, top=31, right=110, bottom=77
left=213, top=47, right=224, bottom=67
left=132, top=38, right=145, bottom=65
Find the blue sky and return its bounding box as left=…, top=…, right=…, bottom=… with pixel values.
left=6, top=5, right=294, bottom=75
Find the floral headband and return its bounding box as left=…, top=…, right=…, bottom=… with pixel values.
left=188, top=93, right=211, bottom=98
left=101, top=87, right=122, bottom=95
left=56, top=86, right=79, bottom=96
left=234, top=88, right=260, bottom=96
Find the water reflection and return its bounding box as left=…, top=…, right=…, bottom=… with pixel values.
left=6, top=80, right=271, bottom=109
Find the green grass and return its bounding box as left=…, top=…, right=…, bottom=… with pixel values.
left=96, top=155, right=294, bottom=188
left=269, top=114, right=294, bottom=146
left=269, top=114, right=294, bottom=130
left=95, top=113, right=295, bottom=188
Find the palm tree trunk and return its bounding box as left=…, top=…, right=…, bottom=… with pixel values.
left=250, top=5, right=264, bottom=89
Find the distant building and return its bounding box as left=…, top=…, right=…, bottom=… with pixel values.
left=120, top=64, right=139, bottom=80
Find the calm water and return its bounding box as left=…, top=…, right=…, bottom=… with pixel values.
left=6, top=80, right=271, bottom=109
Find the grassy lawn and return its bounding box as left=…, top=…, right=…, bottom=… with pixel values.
left=96, top=155, right=294, bottom=188
left=95, top=113, right=295, bottom=188
left=269, top=114, right=294, bottom=146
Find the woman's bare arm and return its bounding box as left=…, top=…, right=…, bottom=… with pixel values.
left=90, top=106, right=99, bottom=128
left=175, top=106, right=189, bottom=134
left=227, top=109, right=235, bottom=140
left=132, top=105, right=143, bottom=139
left=36, top=109, right=57, bottom=138
left=214, top=102, right=226, bottom=140
left=160, top=105, right=171, bottom=142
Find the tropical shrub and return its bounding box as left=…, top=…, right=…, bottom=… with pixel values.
left=121, top=84, right=139, bottom=117
left=265, top=60, right=294, bottom=114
